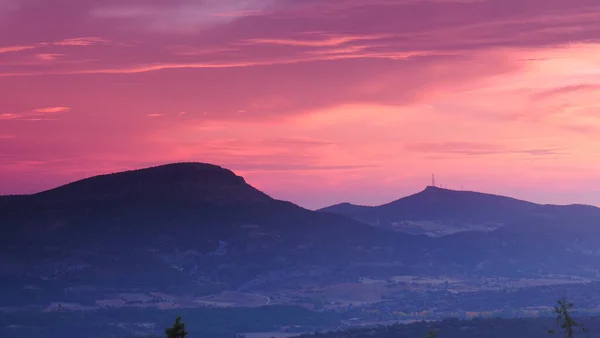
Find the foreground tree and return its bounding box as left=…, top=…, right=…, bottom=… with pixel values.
left=548, top=297, right=587, bottom=338
left=427, top=329, right=437, bottom=338
left=166, top=316, right=188, bottom=338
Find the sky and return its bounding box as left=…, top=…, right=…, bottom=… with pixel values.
left=1, top=0, right=600, bottom=209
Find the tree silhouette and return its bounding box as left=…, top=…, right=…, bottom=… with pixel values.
left=548, top=297, right=587, bottom=338
left=427, top=328, right=438, bottom=338
left=166, top=316, right=188, bottom=338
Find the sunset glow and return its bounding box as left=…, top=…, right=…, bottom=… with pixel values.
left=2, top=0, right=600, bottom=208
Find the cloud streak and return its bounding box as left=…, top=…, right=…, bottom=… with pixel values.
left=241, top=34, right=391, bottom=47
left=0, top=37, right=111, bottom=61
left=89, top=0, right=280, bottom=32
left=0, top=45, right=38, bottom=54
left=532, top=84, right=600, bottom=100
left=35, top=53, right=65, bottom=61
left=1, top=106, right=71, bottom=121
left=0, top=49, right=437, bottom=77
left=405, top=142, right=566, bottom=157
left=54, top=37, right=110, bottom=46
left=34, top=106, right=71, bottom=113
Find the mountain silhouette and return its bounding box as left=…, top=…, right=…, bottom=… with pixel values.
left=319, top=186, right=599, bottom=236
left=2, top=164, right=600, bottom=308
left=0, top=163, right=433, bottom=306
left=1, top=163, right=416, bottom=248
left=30, top=162, right=272, bottom=205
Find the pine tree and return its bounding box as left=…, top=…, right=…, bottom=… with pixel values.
left=548, top=297, right=587, bottom=338
left=166, top=316, right=188, bottom=338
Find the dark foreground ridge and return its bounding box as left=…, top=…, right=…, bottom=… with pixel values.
left=0, top=162, right=427, bottom=306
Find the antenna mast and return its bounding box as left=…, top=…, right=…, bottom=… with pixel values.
left=431, top=174, right=436, bottom=187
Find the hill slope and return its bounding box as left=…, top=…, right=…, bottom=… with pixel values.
left=319, top=186, right=599, bottom=236
left=1, top=163, right=418, bottom=249
left=0, top=163, right=434, bottom=306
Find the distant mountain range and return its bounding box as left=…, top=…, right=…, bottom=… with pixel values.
left=319, top=186, right=600, bottom=236
left=1, top=163, right=600, bottom=308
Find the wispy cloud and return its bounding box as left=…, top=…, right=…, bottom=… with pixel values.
left=210, top=9, right=264, bottom=18
left=0, top=48, right=438, bottom=77
left=54, top=37, right=110, bottom=46
left=241, top=34, right=391, bottom=47
left=532, top=84, right=600, bottom=100
left=405, top=142, right=565, bottom=157
left=167, top=45, right=238, bottom=56
left=1, top=106, right=71, bottom=121
left=0, top=45, right=40, bottom=54
left=230, top=163, right=378, bottom=172
left=89, top=0, right=278, bottom=33
left=0, top=37, right=110, bottom=57
left=35, top=53, right=64, bottom=61
left=34, top=106, right=71, bottom=113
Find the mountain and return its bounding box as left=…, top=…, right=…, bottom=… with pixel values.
left=319, top=186, right=600, bottom=277
left=3, top=164, right=600, bottom=311
left=1, top=163, right=393, bottom=245
left=318, top=186, right=600, bottom=236
left=0, top=163, right=435, bottom=307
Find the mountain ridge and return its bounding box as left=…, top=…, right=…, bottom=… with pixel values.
left=0, top=162, right=433, bottom=301
left=321, top=185, right=598, bottom=210
left=318, top=185, right=600, bottom=236
left=3, top=162, right=600, bottom=309
left=22, top=162, right=273, bottom=206
left=4, top=168, right=597, bottom=211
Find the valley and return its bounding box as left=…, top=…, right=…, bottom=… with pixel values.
left=3, top=273, right=592, bottom=312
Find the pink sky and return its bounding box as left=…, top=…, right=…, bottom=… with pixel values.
left=2, top=0, right=600, bottom=209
